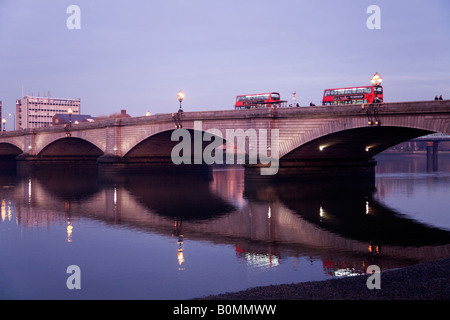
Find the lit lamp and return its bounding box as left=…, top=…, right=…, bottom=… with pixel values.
left=177, top=90, right=184, bottom=110
left=67, top=107, right=73, bottom=128
left=67, top=107, right=73, bottom=125
left=2, top=118, right=6, bottom=133
left=371, top=72, right=383, bottom=86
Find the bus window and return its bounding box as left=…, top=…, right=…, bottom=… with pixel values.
left=375, top=87, right=383, bottom=94
left=271, top=93, right=280, bottom=100
left=325, top=90, right=331, bottom=96
left=356, top=88, right=364, bottom=94
left=364, top=87, right=372, bottom=94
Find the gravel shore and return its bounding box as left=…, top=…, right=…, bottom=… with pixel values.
left=199, top=258, right=450, bottom=300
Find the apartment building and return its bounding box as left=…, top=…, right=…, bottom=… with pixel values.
left=16, top=95, right=80, bottom=129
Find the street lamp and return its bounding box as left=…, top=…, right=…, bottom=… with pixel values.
left=68, top=107, right=73, bottom=124
left=371, top=72, right=383, bottom=86
left=177, top=90, right=184, bottom=111
left=2, top=118, right=6, bottom=133
left=65, top=108, right=73, bottom=137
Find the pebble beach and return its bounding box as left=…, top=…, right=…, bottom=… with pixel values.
left=199, top=258, right=450, bottom=300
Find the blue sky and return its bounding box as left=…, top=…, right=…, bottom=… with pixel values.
left=1, top=0, right=449, bottom=128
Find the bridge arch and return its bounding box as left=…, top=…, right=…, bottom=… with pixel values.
left=37, top=137, right=104, bottom=159
left=35, top=130, right=106, bottom=156
left=282, top=126, right=434, bottom=161
left=123, top=128, right=227, bottom=164
left=124, top=130, right=178, bottom=160
left=0, top=142, right=23, bottom=158
left=120, top=120, right=186, bottom=157
left=278, top=105, right=450, bottom=162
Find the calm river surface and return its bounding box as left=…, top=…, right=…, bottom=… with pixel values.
left=1, top=154, right=449, bottom=299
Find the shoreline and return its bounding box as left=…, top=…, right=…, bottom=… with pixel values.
left=197, top=258, right=450, bottom=300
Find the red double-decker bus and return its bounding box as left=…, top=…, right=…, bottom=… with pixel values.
left=322, top=85, right=383, bottom=106
left=235, top=92, right=287, bottom=110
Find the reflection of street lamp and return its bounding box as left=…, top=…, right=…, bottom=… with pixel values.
left=172, top=218, right=185, bottom=268
left=66, top=220, right=73, bottom=243
left=371, top=72, right=383, bottom=86
left=177, top=90, right=184, bottom=111
left=2, top=118, right=6, bottom=133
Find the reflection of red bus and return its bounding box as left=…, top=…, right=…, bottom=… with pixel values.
left=235, top=92, right=287, bottom=110
left=323, top=86, right=383, bottom=106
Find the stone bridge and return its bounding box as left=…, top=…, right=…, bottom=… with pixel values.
left=1, top=100, right=449, bottom=176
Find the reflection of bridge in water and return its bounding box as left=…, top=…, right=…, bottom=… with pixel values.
left=2, top=168, right=450, bottom=276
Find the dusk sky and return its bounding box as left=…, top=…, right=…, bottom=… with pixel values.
left=1, top=0, right=449, bottom=129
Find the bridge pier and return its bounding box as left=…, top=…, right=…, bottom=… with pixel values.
left=97, top=154, right=212, bottom=176
left=15, top=153, right=100, bottom=176
left=245, top=158, right=377, bottom=181
left=426, top=141, right=439, bottom=171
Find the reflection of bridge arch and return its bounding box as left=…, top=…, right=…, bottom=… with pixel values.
left=7, top=169, right=450, bottom=271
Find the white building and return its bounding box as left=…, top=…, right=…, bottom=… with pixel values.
left=16, top=95, right=80, bottom=129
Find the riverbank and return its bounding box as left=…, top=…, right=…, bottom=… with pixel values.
left=198, top=258, right=450, bottom=300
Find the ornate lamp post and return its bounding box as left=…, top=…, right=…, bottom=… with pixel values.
left=68, top=107, right=73, bottom=125
left=371, top=72, right=383, bottom=86
left=177, top=90, right=184, bottom=111
left=65, top=108, right=73, bottom=137
left=173, top=90, right=185, bottom=129
left=2, top=118, right=6, bottom=133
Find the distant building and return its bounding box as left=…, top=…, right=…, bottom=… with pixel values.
left=0, top=101, right=2, bottom=123
left=95, top=109, right=131, bottom=121
left=52, top=113, right=94, bottom=125
left=118, top=109, right=131, bottom=118
left=16, top=95, right=81, bottom=129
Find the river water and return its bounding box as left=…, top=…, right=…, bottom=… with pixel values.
left=1, top=154, right=449, bottom=300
